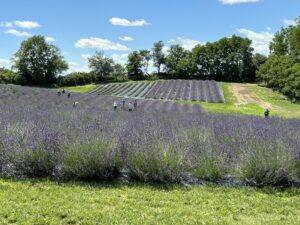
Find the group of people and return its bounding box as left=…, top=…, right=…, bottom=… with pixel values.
left=114, top=99, right=138, bottom=112
left=57, top=89, right=71, bottom=98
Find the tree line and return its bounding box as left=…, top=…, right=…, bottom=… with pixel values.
left=0, top=17, right=299, bottom=101
left=258, top=17, right=300, bottom=102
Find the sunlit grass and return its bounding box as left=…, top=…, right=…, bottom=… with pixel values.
left=63, top=84, right=97, bottom=93
left=1, top=178, right=300, bottom=224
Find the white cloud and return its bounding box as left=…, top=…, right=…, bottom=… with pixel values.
left=109, top=17, right=151, bottom=27
left=168, top=39, right=175, bottom=44
left=66, top=61, right=90, bottom=74
left=45, top=36, right=56, bottom=42
left=4, top=29, right=31, bottom=37
left=110, top=53, right=128, bottom=64
left=170, top=37, right=204, bottom=50
left=75, top=37, right=130, bottom=51
left=0, top=20, right=40, bottom=29
left=119, top=36, right=134, bottom=41
left=219, top=0, right=260, bottom=4
left=283, top=19, right=296, bottom=26
left=238, top=28, right=274, bottom=55
left=0, top=58, right=11, bottom=67
left=14, top=21, right=40, bottom=29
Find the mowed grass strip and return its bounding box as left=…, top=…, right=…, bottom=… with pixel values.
left=63, top=84, right=97, bottom=93
left=0, top=178, right=300, bottom=225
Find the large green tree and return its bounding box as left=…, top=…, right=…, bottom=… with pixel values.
left=152, top=41, right=165, bottom=74
left=259, top=17, right=300, bottom=101
left=88, top=51, right=115, bottom=82
left=165, top=45, right=190, bottom=78
left=191, top=35, right=255, bottom=82
left=139, top=50, right=152, bottom=76
left=14, top=35, right=68, bottom=85
left=257, top=56, right=299, bottom=101
left=126, top=51, right=144, bottom=80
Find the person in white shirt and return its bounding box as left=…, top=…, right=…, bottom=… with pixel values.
left=113, top=101, right=118, bottom=111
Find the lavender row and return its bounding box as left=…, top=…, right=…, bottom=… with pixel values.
left=145, top=80, right=225, bottom=103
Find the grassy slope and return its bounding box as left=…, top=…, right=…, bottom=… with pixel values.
left=179, top=82, right=300, bottom=118
left=1, top=179, right=300, bottom=225
left=63, top=84, right=97, bottom=93
left=200, top=83, right=264, bottom=116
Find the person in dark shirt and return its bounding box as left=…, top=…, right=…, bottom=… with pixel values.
left=264, top=109, right=270, bottom=118
left=134, top=100, right=137, bottom=110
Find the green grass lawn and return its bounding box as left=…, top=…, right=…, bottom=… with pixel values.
left=179, top=82, right=300, bottom=118
left=0, top=179, right=299, bottom=225
left=198, top=83, right=265, bottom=116
left=62, top=84, right=97, bottom=93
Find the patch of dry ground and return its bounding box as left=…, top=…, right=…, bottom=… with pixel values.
left=230, top=83, right=280, bottom=110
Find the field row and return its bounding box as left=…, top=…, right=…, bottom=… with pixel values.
left=145, top=80, right=225, bottom=102
left=91, top=82, right=155, bottom=98
left=91, top=80, right=225, bottom=103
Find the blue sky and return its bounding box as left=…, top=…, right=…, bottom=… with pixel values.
left=0, top=0, right=299, bottom=73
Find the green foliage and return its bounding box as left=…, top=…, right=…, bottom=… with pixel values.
left=13, top=145, right=57, bottom=177
left=236, top=140, right=295, bottom=186
left=165, top=45, right=190, bottom=78
left=0, top=68, right=21, bottom=84
left=269, top=28, right=289, bottom=56
left=191, top=35, right=256, bottom=82
left=127, top=142, right=184, bottom=183
left=14, top=35, right=68, bottom=85
left=60, top=72, right=96, bottom=86
left=258, top=56, right=300, bottom=101
left=139, top=50, right=152, bottom=76
left=88, top=51, right=115, bottom=82
left=152, top=41, right=165, bottom=74
left=126, top=51, right=144, bottom=80
left=59, top=139, right=121, bottom=180
left=113, top=63, right=128, bottom=82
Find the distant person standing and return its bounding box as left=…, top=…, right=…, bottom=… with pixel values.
left=73, top=101, right=78, bottom=108
left=122, top=99, right=126, bottom=109
left=67, top=93, right=71, bottom=98
left=128, top=102, right=133, bottom=112
left=264, top=109, right=270, bottom=118
left=113, top=101, right=118, bottom=111
left=134, top=100, right=138, bottom=110
left=62, top=89, right=65, bottom=94
left=57, top=91, right=61, bottom=96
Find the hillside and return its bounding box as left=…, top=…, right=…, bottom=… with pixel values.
left=1, top=84, right=203, bottom=113
left=90, top=80, right=225, bottom=103
left=66, top=81, right=300, bottom=118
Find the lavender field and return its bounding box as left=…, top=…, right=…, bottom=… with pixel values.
left=145, top=80, right=225, bottom=102
left=92, top=80, right=225, bottom=103
left=1, top=84, right=300, bottom=186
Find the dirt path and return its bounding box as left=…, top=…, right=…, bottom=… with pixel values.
left=229, top=83, right=274, bottom=109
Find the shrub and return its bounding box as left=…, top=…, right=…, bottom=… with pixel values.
left=59, top=139, right=121, bottom=180
left=13, top=145, right=57, bottom=177
left=182, top=128, right=227, bottom=181
left=126, top=142, right=184, bottom=183
left=236, top=140, right=295, bottom=186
